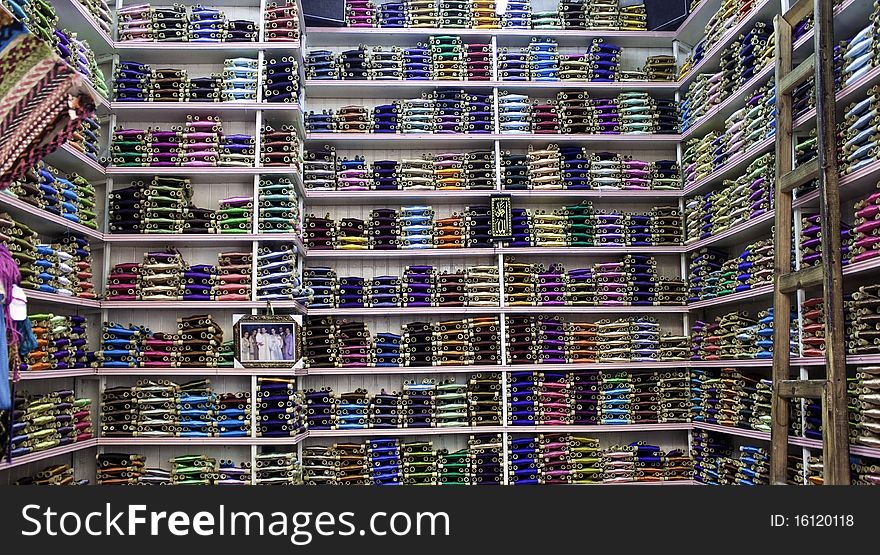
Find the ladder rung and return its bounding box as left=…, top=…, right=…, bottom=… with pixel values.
left=780, top=159, right=820, bottom=193
left=778, top=265, right=824, bottom=294
left=785, top=0, right=815, bottom=26
left=779, top=57, right=816, bottom=95
left=778, top=379, right=826, bottom=399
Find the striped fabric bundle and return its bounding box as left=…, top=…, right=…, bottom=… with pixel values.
left=0, top=16, right=95, bottom=187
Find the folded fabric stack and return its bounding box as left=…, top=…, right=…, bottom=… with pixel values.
left=601, top=442, right=665, bottom=483
left=559, top=0, right=587, bottom=28
left=507, top=436, right=543, bottom=484
left=693, top=438, right=770, bottom=485
left=214, top=196, right=251, bottom=234
left=152, top=66, right=189, bottom=101
left=99, top=323, right=146, bottom=368
left=8, top=164, right=93, bottom=229
left=117, top=4, right=257, bottom=42
left=258, top=124, right=298, bottom=167
left=428, top=35, right=465, bottom=79
left=682, top=132, right=717, bottom=189
left=0, top=215, right=37, bottom=286
left=399, top=441, right=436, bottom=484
left=111, top=118, right=254, bottom=167
left=95, top=453, right=147, bottom=485
left=306, top=202, right=682, bottom=249
left=254, top=452, right=301, bottom=485
left=345, top=0, right=374, bottom=27
left=264, top=0, right=300, bottom=42
left=685, top=152, right=774, bottom=242
left=301, top=438, right=499, bottom=485
left=8, top=389, right=90, bottom=458
left=687, top=247, right=724, bottom=301
left=19, top=313, right=95, bottom=374
left=257, top=177, right=299, bottom=234
left=840, top=87, right=880, bottom=175
left=122, top=453, right=171, bottom=486
left=643, top=55, right=676, bottom=81
left=527, top=38, right=558, bottom=81
left=500, top=0, right=529, bottom=27
left=737, top=22, right=775, bottom=88
left=690, top=429, right=730, bottom=485
left=302, top=214, right=334, bottom=250
left=800, top=212, right=852, bottom=268
left=302, top=316, right=502, bottom=368
left=8, top=0, right=106, bottom=93
left=338, top=46, right=368, bottom=79
left=497, top=46, right=529, bottom=80
left=13, top=464, right=87, bottom=485
left=850, top=186, right=880, bottom=263
left=687, top=238, right=773, bottom=302
left=195, top=5, right=256, bottom=42
left=402, top=44, right=429, bottom=79
left=691, top=368, right=772, bottom=432
left=677, top=0, right=740, bottom=79
left=799, top=295, right=826, bottom=357
left=840, top=20, right=879, bottom=89
left=66, top=115, right=101, bottom=164
left=34, top=243, right=68, bottom=297
left=111, top=61, right=150, bottom=102
left=508, top=435, right=689, bottom=485
left=220, top=57, right=258, bottom=101
left=139, top=249, right=184, bottom=300
left=177, top=314, right=226, bottom=367
left=690, top=308, right=796, bottom=360
left=167, top=455, right=249, bottom=485
left=502, top=147, right=680, bottom=190
left=302, top=145, right=338, bottom=191
left=300, top=446, right=336, bottom=484
left=503, top=257, right=684, bottom=306
left=54, top=27, right=109, bottom=97
left=618, top=1, right=648, bottom=31
left=730, top=445, right=770, bottom=485
left=585, top=39, right=620, bottom=81
left=366, top=438, right=402, bottom=484
left=100, top=379, right=248, bottom=438
left=792, top=73, right=814, bottom=120
left=500, top=91, right=681, bottom=134
left=254, top=244, right=300, bottom=301
left=368, top=46, right=404, bottom=79
left=508, top=371, right=571, bottom=425
left=846, top=285, right=880, bottom=355
left=77, top=0, right=113, bottom=37
left=255, top=377, right=306, bottom=438
left=742, top=80, right=776, bottom=148
left=461, top=435, right=502, bottom=484
left=498, top=92, right=531, bottom=133
left=141, top=324, right=175, bottom=369
left=109, top=177, right=203, bottom=234
left=116, top=4, right=187, bottom=42
left=853, top=366, right=880, bottom=449
left=263, top=53, right=299, bottom=102
left=680, top=73, right=721, bottom=131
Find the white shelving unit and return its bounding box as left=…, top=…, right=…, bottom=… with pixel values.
left=5, top=0, right=880, bottom=486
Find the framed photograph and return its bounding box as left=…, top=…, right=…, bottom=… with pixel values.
left=233, top=314, right=300, bottom=368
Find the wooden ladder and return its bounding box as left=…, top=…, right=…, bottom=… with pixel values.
left=771, top=0, right=849, bottom=484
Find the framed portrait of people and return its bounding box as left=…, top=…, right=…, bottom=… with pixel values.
left=233, top=314, right=300, bottom=368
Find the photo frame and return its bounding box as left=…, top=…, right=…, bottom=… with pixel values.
left=233, top=314, right=301, bottom=368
